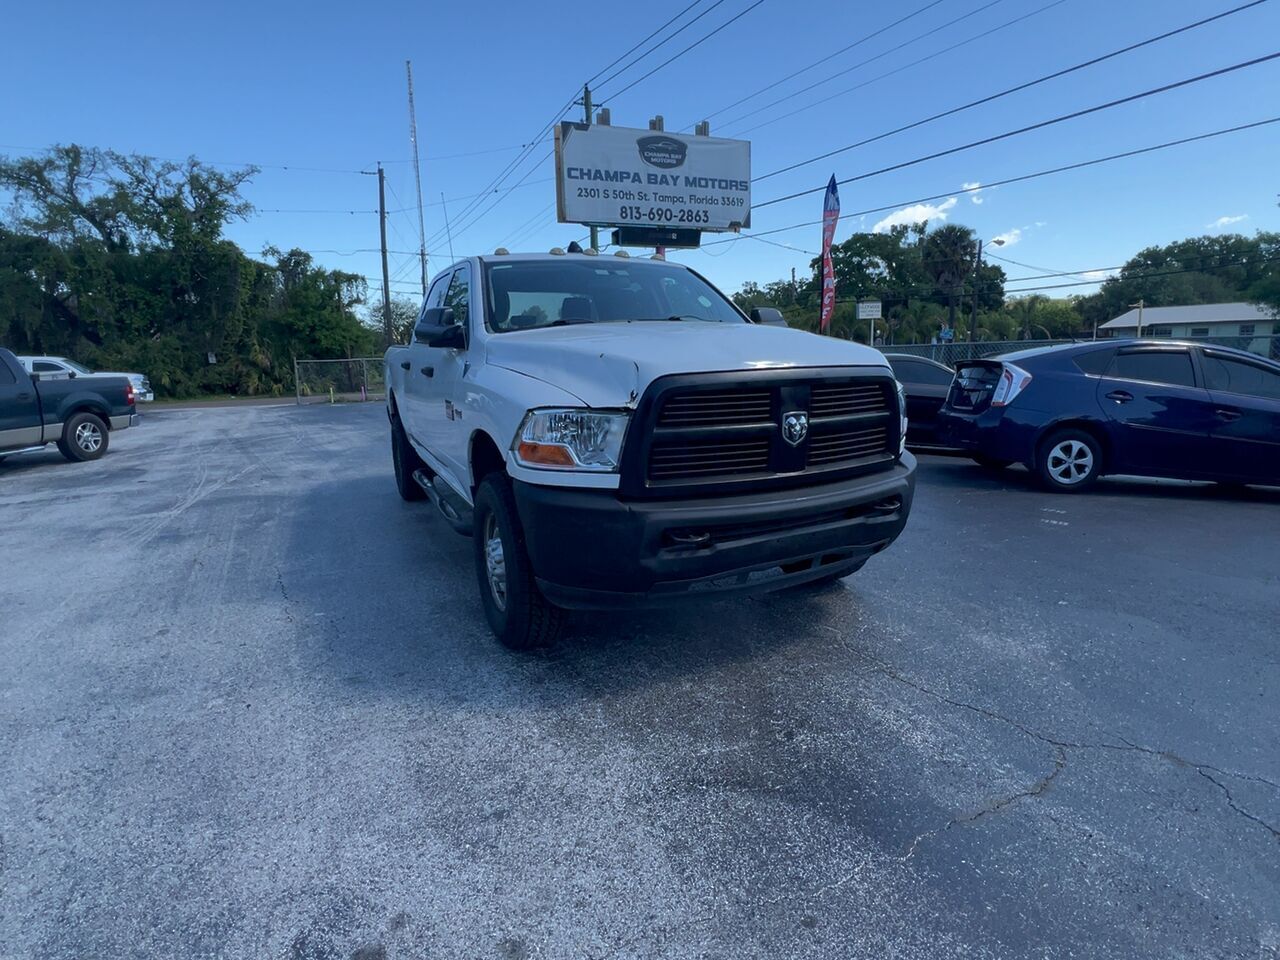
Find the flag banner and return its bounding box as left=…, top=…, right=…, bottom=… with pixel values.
left=820, top=175, right=840, bottom=333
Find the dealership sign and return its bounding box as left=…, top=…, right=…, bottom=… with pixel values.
left=555, top=122, right=751, bottom=232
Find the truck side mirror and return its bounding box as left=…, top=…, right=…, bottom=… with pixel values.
left=751, top=307, right=787, bottom=327
left=414, top=307, right=465, bottom=348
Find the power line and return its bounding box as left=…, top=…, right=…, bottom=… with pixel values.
left=720, top=0, right=1012, bottom=132
left=814, top=252, right=1280, bottom=301
left=755, top=53, right=1280, bottom=209
left=597, top=0, right=770, bottom=105
left=591, top=0, right=727, bottom=91
left=701, top=116, right=1280, bottom=245
left=684, top=0, right=950, bottom=130
left=733, top=0, right=1068, bottom=137
left=755, top=0, right=1267, bottom=183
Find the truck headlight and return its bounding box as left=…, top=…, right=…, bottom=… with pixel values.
left=896, top=380, right=908, bottom=455
left=513, top=409, right=631, bottom=472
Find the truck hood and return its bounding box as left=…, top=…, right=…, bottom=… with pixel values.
left=482, top=321, right=889, bottom=407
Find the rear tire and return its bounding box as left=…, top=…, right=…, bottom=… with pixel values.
left=1035, top=428, right=1102, bottom=493
left=972, top=454, right=1012, bottom=470
left=472, top=475, right=565, bottom=650
left=57, top=412, right=109, bottom=462
left=391, top=414, right=426, bottom=501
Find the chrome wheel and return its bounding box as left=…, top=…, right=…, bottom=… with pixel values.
left=75, top=421, right=103, bottom=453
left=1047, top=439, right=1093, bottom=485
left=483, top=514, right=507, bottom=611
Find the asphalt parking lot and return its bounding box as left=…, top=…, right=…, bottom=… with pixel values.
left=2, top=402, right=1277, bottom=960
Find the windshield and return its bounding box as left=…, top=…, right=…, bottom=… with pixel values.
left=483, top=259, right=745, bottom=332
left=63, top=359, right=93, bottom=375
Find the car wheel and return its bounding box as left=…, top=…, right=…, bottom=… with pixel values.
left=972, top=454, right=1013, bottom=470
left=57, top=412, right=109, bottom=462
left=391, top=415, right=426, bottom=501
left=473, top=474, right=565, bottom=650
left=1036, top=428, right=1102, bottom=493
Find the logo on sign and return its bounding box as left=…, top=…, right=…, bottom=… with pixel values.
left=782, top=411, right=809, bottom=446
left=637, top=136, right=687, bottom=169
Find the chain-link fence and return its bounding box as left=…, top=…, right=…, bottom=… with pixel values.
left=883, top=335, right=1280, bottom=367
left=293, top=358, right=385, bottom=404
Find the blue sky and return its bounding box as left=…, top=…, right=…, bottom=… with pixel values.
left=2, top=0, right=1278, bottom=305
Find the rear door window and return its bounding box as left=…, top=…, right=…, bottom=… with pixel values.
left=891, top=359, right=952, bottom=386
left=1202, top=354, right=1280, bottom=400
left=0, top=360, right=15, bottom=385
left=1107, top=350, right=1196, bottom=388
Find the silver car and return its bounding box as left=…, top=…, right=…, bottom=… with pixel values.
left=18, top=355, right=154, bottom=402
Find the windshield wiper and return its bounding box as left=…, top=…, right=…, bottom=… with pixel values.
left=631, top=314, right=713, bottom=323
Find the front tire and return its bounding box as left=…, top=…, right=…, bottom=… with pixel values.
left=391, top=414, right=426, bottom=501
left=1035, top=428, right=1102, bottom=493
left=57, top=412, right=109, bottom=462
left=472, top=475, right=565, bottom=650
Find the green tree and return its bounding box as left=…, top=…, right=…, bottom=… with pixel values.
left=921, top=224, right=977, bottom=332
left=1, top=144, right=374, bottom=397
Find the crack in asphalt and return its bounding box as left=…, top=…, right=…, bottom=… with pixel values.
left=902, top=747, right=1068, bottom=862
left=813, top=630, right=1280, bottom=847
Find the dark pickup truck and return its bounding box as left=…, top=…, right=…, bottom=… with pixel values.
left=0, top=347, right=137, bottom=463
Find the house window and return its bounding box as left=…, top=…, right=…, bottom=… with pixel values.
left=1149, top=326, right=1172, bottom=338
left=1189, top=327, right=1210, bottom=338
left=1239, top=324, right=1255, bottom=336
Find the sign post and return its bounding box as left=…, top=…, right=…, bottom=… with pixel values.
left=555, top=122, right=751, bottom=242
left=856, top=299, right=882, bottom=344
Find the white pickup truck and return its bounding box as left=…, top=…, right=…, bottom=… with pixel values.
left=384, top=250, right=916, bottom=649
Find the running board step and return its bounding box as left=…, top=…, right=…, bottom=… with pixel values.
left=412, top=469, right=473, bottom=537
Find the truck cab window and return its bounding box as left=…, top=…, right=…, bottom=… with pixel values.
left=445, top=268, right=469, bottom=328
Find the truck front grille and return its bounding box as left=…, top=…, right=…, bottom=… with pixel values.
left=635, top=372, right=899, bottom=491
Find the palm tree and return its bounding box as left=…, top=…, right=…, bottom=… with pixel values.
left=1009, top=294, right=1049, bottom=339
left=922, top=224, right=977, bottom=333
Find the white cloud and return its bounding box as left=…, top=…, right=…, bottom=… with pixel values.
left=872, top=197, right=957, bottom=232
left=991, top=228, right=1022, bottom=247
left=1207, top=214, right=1248, bottom=229
left=962, top=181, right=984, bottom=204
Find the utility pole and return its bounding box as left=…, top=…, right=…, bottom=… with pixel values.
left=583, top=84, right=598, bottom=252
left=406, top=61, right=427, bottom=295
left=968, top=238, right=983, bottom=345
left=1130, top=298, right=1145, bottom=338
left=378, top=163, right=392, bottom=349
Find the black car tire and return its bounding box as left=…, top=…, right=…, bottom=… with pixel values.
left=473, top=474, right=565, bottom=650
left=1035, top=428, right=1102, bottom=493
left=57, top=411, right=109, bottom=462
left=972, top=454, right=1013, bottom=470
left=391, top=415, right=427, bottom=502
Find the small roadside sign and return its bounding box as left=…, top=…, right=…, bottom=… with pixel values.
left=856, top=300, right=882, bottom=320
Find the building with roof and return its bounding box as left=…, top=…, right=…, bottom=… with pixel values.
left=1099, top=302, right=1277, bottom=340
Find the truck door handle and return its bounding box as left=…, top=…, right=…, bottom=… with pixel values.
left=16, top=391, right=32, bottom=400
left=1215, top=408, right=1241, bottom=422
left=1106, top=390, right=1133, bottom=403
left=399, top=361, right=410, bottom=370
left=421, top=366, right=434, bottom=378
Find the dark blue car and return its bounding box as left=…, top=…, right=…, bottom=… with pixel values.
left=936, top=340, right=1280, bottom=492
